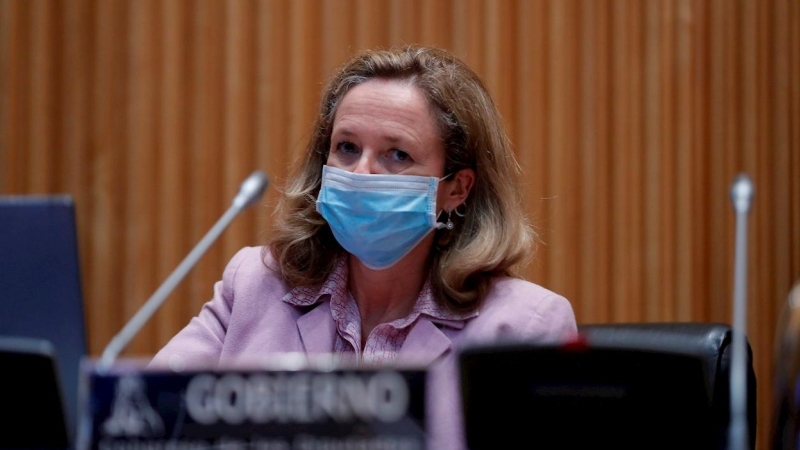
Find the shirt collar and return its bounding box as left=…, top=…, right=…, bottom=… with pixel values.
left=281, top=254, right=478, bottom=325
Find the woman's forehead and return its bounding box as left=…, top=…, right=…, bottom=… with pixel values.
left=332, top=80, right=441, bottom=144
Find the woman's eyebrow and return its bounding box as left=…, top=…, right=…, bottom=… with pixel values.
left=333, top=127, right=412, bottom=147
left=332, top=128, right=356, bottom=138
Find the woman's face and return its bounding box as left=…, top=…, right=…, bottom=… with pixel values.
left=326, top=78, right=446, bottom=178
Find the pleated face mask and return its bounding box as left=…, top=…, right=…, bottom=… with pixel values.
left=316, top=165, right=448, bottom=270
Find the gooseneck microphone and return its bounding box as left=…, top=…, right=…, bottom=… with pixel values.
left=728, top=173, right=754, bottom=450
left=98, top=171, right=269, bottom=370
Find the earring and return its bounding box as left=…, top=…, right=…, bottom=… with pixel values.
left=454, top=202, right=467, bottom=217
left=445, top=209, right=455, bottom=230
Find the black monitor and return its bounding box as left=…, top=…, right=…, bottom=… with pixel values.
left=0, top=336, right=70, bottom=449
left=459, top=340, right=716, bottom=450
left=0, top=196, right=88, bottom=447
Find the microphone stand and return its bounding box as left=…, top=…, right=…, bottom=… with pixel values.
left=728, top=173, right=754, bottom=450
left=98, top=171, right=269, bottom=371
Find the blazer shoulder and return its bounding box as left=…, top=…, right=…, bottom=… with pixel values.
left=483, top=276, right=569, bottom=310
left=221, top=246, right=287, bottom=300
left=226, top=245, right=270, bottom=271
left=465, top=276, right=577, bottom=344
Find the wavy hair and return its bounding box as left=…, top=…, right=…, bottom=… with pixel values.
left=266, top=45, right=535, bottom=312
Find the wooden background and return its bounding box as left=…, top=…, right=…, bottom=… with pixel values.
left=1, top=0, right=798, bottom=448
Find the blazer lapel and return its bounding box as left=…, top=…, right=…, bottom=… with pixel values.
left=398, top=318, right=452, bottom=365
left=297, top=302, right=337, bottom=353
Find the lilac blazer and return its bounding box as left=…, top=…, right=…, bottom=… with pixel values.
left=149, top=246, right=577, bottom=449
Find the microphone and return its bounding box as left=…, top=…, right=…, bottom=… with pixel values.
left=728, top=173, right=754, bottom=450
left=98, top=170, right=269, bottom=370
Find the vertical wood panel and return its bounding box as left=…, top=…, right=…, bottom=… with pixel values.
left=516, top=0, right=548, bottom=288
left=125, top=0, right=160, bottom=356
left=578, top=0, right=599, bottom=322
left=87, top=0, right=128, bottom=353
left=256, top=0, right=291, bottom=238
left=628, top=0, right=645, bottom=321
left=690, top=0, right=711, bottom=321
left=791, top=0, right=800, bottom=295
left=776, top=2, right=795, bottom=347
left=322, top=0, right=356, bottom=76
left=29, top=0, right=57, bottom=192
left=0, top=0, right=14, bottom=192
left=289, top=0, right=322, bottom=155
left=155, top=0, right=191, bottom=344
left=674, top=0, right=700, bottom=321
left=675, top=0, right=693, bottom=321
left=452, top=0, right=484, bottom=72
left=356, top=0, right=390, bottom=49
left=222, top=0, right=257, bottom=259
left=753, top=1, right=777, bottom=444
left=389, top=0, right=422, bottom=45
left=545, top=0, right=579, bottom=305
left=611, top=0, right=635, bottom=321
left=577, top=0, right=613, bottom=323
left=659, top=0, right=679, bottom=321
left=709, top=0, right=732, bottom=321
left=188, top=0, right=225, bottom=316
left=773, top=0, right=793, bottom=314
left=484, top=1, right=517, bottom=142
left=720, top=0, right=742, bottom=327
left=420, top=0, right=452, bottom=49
left=1, top=0, right=31, bottom=193
left=643, top=0, right=662, bottom=321
left=62, top=0, right=92, bottom=322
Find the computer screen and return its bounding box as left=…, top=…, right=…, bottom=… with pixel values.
left=0, top=336, right=70, bottom=448
left=0, top=195, right=88, bottom=446
left=459, top=341, right=715, bottom=450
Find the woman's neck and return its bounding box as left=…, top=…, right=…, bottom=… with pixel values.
left=347, top=238, right=433, bottom=346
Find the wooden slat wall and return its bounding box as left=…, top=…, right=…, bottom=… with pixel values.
left=1, top=0, right=798, bottom=447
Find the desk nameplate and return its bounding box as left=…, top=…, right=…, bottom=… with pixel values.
left=77, top=361, right=427, bottom=450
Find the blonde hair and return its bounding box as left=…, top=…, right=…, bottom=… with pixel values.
left=266, top=45, right=534, bottom=312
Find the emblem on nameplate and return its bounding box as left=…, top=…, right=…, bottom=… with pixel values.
left=102, top=375, right=164, bottom=438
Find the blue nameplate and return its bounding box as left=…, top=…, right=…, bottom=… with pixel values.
left=77, top=359, right=427, bottom=450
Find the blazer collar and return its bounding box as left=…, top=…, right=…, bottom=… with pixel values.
left=397, top=318, right=453, bottom=366
left=297, top=301, right=337, bottom=353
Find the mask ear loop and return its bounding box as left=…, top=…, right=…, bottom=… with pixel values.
left=454, top=202, right=467, bottom=218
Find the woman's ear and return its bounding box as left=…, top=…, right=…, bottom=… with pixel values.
left=442, top=168, right=475, bottom=210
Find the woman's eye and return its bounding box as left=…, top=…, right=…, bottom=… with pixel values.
left=389, top=149, right=411, bottom=162
left=335, top=141, right=359, bottom=155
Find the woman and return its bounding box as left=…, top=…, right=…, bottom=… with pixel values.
left=150, top=45, right=577, bottom=449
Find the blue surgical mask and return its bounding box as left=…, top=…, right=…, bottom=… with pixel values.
left=316, top=165, right=448, bottom=270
